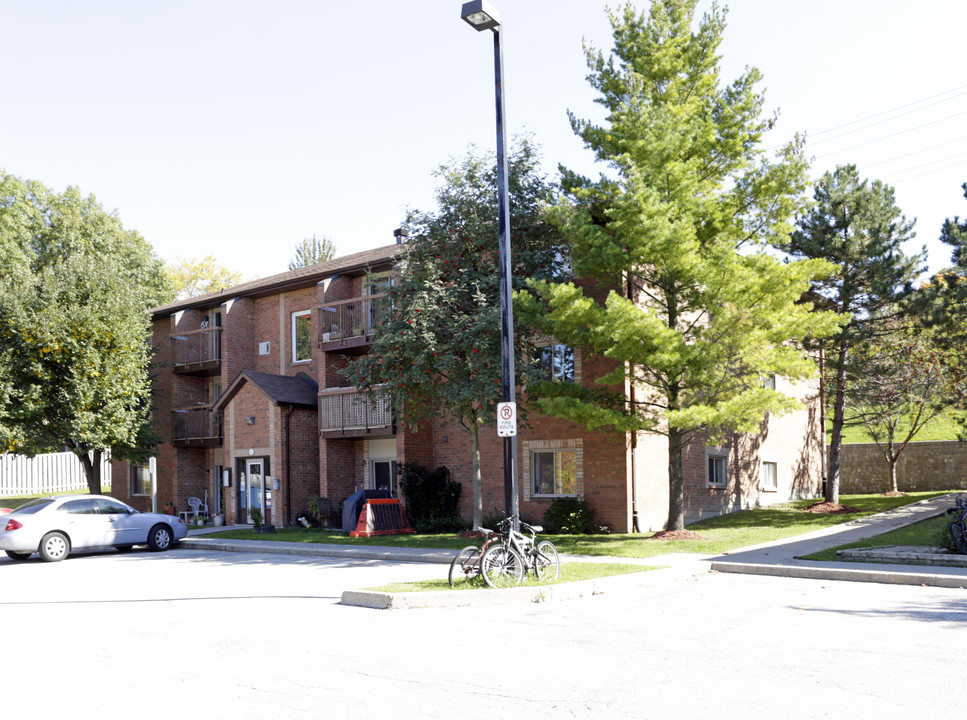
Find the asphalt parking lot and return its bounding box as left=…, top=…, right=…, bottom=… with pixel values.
left=1, top=544, right=962, bottom=720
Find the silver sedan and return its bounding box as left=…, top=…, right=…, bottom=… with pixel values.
left=0, top=495, right=188, bottom=562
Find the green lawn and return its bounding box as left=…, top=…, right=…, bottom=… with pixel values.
left=802, top=514, right=955, bottom=561
left=375, top=561, right=658, bottom=593
left=832, top=408, right=962, bottom=444
left=205, top=491, right=953, bottom=559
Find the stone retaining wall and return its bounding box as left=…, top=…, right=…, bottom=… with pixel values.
left=838, top=441, right=967, bottom=494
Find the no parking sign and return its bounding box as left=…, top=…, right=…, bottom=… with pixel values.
left=497, top=402, right=517, bottom=437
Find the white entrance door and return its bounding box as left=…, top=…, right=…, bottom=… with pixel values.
left=244, top=459, right=271, bottom=522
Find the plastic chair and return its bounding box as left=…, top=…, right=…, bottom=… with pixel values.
left=187, top=495, right=209, bottom=520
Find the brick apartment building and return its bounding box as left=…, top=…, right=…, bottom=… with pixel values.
left=112, top=242, right=824, bottom=533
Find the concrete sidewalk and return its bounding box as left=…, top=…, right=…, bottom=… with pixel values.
left=178, top=492, right=967, bottom=607
left=711, top=492, right=967, bottom=589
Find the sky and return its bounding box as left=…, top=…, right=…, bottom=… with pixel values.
left=4, top=0, right=966, bottom=281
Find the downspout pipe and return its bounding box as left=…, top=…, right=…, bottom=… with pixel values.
left=285, top=404, right=294, bottom=526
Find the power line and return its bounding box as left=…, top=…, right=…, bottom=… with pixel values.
left=884, top=158, right=967, bottom=184
left=858, top=136, right=967, bottom=170
left=808, top=83, right=967, bottom=141
left=813, top=108, right=967, bottom=159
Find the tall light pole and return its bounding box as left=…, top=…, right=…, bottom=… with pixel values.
left=460, top=0, right=519, bottom=526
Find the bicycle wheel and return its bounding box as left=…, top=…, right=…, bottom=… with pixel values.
left=951, top=522, right=967, bottom=555
left=448, top=546, right=481, bottom=587
left=480, top=545, right=524, bottom=588
left=534, top=540, right=561, bottom=581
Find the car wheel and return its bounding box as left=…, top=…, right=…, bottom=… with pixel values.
left=147, top=524, right=173, bottom=551
left=5, top=550, right=31, bottom=561
left=39, top=531, right=70, bottom=562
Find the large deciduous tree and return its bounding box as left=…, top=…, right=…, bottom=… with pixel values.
left=165, top=256, right=243, bottom=300
left=783, top=164, right=924, bottom=504
left=342, top=139, right=565, bottom=528
left=516, top=0, right=841, bottom=532
left=0, top=173, right=172, bottom=493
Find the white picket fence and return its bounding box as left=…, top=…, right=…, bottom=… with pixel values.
left=0, top=451, right=113, bottom=498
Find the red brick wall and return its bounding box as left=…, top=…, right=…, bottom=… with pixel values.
left=284, top=407, right=320, bottom=522
left=319, top=437, right=362, bottom=502
left=222, top=297, right=256, bottom=386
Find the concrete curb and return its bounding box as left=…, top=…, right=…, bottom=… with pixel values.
left=710, top=559, right=967, bottom=589
left=837, top=546, right=967, bottom=567
left=179, top=537, right=454, bottom=564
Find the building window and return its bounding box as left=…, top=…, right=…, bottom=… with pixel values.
left=706, top=449, right=728, bottom=487
left=761, top=374, right=776, bottom=390
left=533, top=450, right=578, bottom=496
left=761, top=459, right=779, bottom=492
left=537, top=343, right=575, bottom=383
left=292, top=310, right=312, bottom=363
left=130, top=464, right=151, bottom=496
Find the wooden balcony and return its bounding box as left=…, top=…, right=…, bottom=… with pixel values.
left=172, top=405, right=223, bottom=447
left=171, top=327, right=222, bottom=376
left=319, top=386, right=393, bottom=438
left=318, top=294, right=388, bottom=355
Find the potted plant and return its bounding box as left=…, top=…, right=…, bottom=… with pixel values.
left=249, top=507, right=275, bottom=533
left=213, top=488, right=225, bottom=526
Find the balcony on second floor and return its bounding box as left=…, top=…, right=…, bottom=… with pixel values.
left=171, top=327, right=222, bottom=376
left=319, top=385, right=393, bottom=439
left=171, top=405, right=223, bottom=448
left=318, top=294, right=388, bottom=355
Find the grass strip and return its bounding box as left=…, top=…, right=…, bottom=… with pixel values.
left=370, top=561, right=659, bottom=593
left=802, top=514, right=954, bottom=561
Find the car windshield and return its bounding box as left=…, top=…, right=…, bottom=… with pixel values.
left=12, top=498, right=56, bottom=514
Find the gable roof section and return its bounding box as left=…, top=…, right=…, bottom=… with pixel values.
left=213, top=371, right=319, bottom=412
left=154, top=243, right=403, bottom=318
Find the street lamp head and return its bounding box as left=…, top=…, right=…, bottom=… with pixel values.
left=461, top=0, right=500, bottom=31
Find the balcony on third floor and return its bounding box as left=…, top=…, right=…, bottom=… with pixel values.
left=318, top=294, right=388, bottom=355
left=171, top=327, right=222, bottom=376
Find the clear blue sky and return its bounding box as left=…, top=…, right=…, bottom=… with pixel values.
left=4, top=1, right=965, bottom=279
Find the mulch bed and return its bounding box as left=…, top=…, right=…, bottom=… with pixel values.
left=459, top=530, right=489, bottom=539
left=646, top=529, right=705, bottom=541
left=803, top=501, right=861, bottom=514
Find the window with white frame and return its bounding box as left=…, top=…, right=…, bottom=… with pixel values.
left=532, top=449, right=578, bottom=496
left=292, top=310, right=312, bottom=363
left=536, top=343, right=575, bottom=383
left=706, top=448, right=728, bottom=487
left=130, top=464, right=151, bottom=497
left=761, top=458, right=779, bottom=492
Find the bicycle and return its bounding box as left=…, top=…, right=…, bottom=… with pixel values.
left=479, top=517, right=560, bottom=589
left=947, top=496, right=967, bottom=554
left=448, top=528, right=502, bottom=587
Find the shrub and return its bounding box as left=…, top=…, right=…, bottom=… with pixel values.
left=542, top=495, right=597, bottom=535
left=400, top=462, right=463, bottom=532
left=939, top=521, right=960, bottom=553
left=481, top=507, right=505, bottom=532
left=414, top=515, right=470, bottom=534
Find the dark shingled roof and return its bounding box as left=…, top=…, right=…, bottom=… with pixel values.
left=213, top=371, right=318, bottom=411
left=154, top=243, right=403, bottom=318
